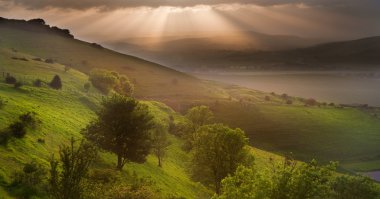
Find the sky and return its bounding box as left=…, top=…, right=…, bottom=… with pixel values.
left=0, top=0, right=380, bottom=42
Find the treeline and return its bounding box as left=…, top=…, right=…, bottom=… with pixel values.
left=0, top=17, right=74, bottom=38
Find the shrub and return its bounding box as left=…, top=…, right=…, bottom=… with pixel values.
left=84, top=82, right=91, bottom=92
left=10, top=161, right=47, bottom=198
left=49, top=75, right=62, bottom=90
left=286, top=99, right=293, bottom=105
left=45, top=58, right=54, bottom=64
left=281, top=93, right=288, bottom=99
left=19, top=112, right=40, bottom=129
left=5, top=73, right=17, bottom=84
left=33, top=79, right=43, bottom=87
left=32, top=58, right=43, bottom=62
left=9, top=121, right=27, bottom=138
left=49, top=138, right=97, bottom=199
left=332, top=175, right=379, bottom=199
left=14, top=81, right=23, bottom=89
left=89, top=69, right=119, bottom=94
left=0, top=130, right=11, bottom=145
left=264, top=96, right=270, bottom=101
left=305, top=98, right=318, bottom=106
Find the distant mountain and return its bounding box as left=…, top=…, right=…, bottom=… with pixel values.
left=103, top=31, right=326, bottom=71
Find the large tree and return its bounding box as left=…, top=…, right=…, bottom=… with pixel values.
left=83, top=94, right=153, bottom=170
left=191, top=123, right=249, bottom=194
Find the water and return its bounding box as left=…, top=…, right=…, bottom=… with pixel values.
left=365, top=171, right=380, bottom=182
left=194, top=71, right=380, bottom=107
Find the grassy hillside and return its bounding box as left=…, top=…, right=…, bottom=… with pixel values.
left=210, top=101, right=380, bottom=171
left=1, top=18, right=380, bottom=178
left=0, top=19, right=220, bottom=101
left=0, top=49, right=212, bottom=198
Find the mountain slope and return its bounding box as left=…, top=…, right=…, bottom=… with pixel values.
left=104, top=31, right=324, bottom=71
left=0, top=18, right=219, bottom=101
left=108, top=35, right=380, bottom=71
left=0, top=48, right=212, bottom=198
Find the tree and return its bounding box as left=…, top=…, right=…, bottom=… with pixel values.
left=49, top=138, right=97, bottom=199
left=89, top=69, right=119, bottom=94
left=151, top=122, right=170, bottom=167
left=114, top=75, right=134, bottom=96
left=83, top=94, right=154, bottom=170
left=5, top=73, right=17, bottom=84
left=183, top=106, right=214, bottom=150
left=191, top=124, right=249, bottom=194
left=185, top=105, right=214, bottom=130
left=33, top=79, right=43, bottom=87
left=49, top=75, right=62, bottom=90
left=332, top=175, right=379, bottom=199
left=216, top=158, right=337, bottom=199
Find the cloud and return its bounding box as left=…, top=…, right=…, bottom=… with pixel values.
left=1, top=0, right=377, bottom=11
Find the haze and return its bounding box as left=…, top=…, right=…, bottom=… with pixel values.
left=1, top=0, right=380, bottom=42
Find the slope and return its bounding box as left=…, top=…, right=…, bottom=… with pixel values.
left=0, top=48, right=212, bottom=198
left=0, top=18, right=218, bottom=101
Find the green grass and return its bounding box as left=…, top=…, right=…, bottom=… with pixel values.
left=1, top=21, right=380, bottom=177
left=0, top=50, right=214, bottom=198
left=211, top=101, right=380, bottom=172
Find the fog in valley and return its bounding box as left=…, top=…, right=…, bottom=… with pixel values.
left=195, top=70, right=380, bottom=107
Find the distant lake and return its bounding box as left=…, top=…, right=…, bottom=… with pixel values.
left=194, top=71, right=380, bottom=107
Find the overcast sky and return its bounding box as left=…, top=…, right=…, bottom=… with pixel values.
left=1, top=0, right=379, bottom=42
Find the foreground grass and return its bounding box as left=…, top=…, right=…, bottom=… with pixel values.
left=0, top=52, right=213, bottom=198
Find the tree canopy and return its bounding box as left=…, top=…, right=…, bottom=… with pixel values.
left=83, top=94, right=153, bottom=170
left=191, top=123, right=249, bottom=194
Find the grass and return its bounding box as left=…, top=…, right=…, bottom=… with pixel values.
left=211, top=101, right=380, bottom=172
left=1, top=20, right=380, bottom=178
left=0, top=50, right=214, bottom=198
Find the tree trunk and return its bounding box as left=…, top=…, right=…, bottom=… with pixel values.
left=117, top=155, right=123, bottom=170
left=158, top=156, right=162, bottom=167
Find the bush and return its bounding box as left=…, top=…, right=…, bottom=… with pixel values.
left=332, top=175, right=379, bottom=199
left=264, top=96, right=270, bottom=101
left=14, top=81, right=23, bottom=89
left=9, top=121, right=27, bottom=138
left=5, top=73, right=17, bottom=84
left=281, top=93, right=288, bottom=99
left=19, top=112, right=40, bottom=129
left=33, top=79, right=43, bottom=87
left=286, top=99, right=293, bottom=105
left=32, top=58, right=43, bottom=62
left=49, top=75, right=62, bottom=90
left=45, top=58, right=54, bottom=64
left=305, top=98, right=318, bottom=106
left=89, top=69, right=119, bottom=94
left=10, top=161, right=47, bottom=198
left=84, top=82, right=91, bottom=92
left=0, top=130, right=11, bottom=145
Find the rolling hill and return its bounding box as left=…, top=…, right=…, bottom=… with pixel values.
left=1, top=16, right=380, bottom=188
left=105, top=34, right=380, bottom=71
left=103, top=31, right=325, bottom=71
